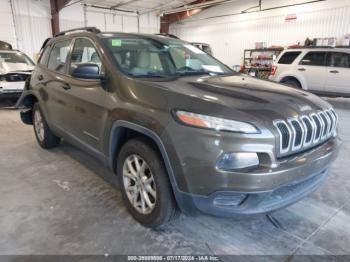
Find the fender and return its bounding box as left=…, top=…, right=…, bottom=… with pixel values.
left=108, top=120, right=178, bottom=187
left=108, top=120, right=197, bottom=214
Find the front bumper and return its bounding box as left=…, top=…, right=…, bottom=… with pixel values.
left=162, top=122, right=340, bottom=216
left=176, top=167, right=329, bottom=216
left=0, top=91, right=22, bottom=99
left=0, top=81, right=25, bottom=97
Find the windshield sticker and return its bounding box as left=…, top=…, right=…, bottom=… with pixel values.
left=111, top=39, right=122, bottom=47
left=184, top=44, right=205, bottom=54
left=202, top=65, right=224, bottom=73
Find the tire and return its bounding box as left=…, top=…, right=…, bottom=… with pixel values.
left=117, top=138, right=178, bottom=227
left=282, top=79, right=301, bottom=89
left=32, top=103, right=60, bottom=149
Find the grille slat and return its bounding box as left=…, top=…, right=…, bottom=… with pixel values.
left=274, top=108, right=337, bottom=157
left=311, top=115, right=321, bottom=141
left=290, top=120, right=303, bottom=148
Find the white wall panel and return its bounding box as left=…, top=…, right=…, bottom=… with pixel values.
left=0, top=0, right=16, bottom=47
left=170, top=0, right=350, bottom=66
left=0, top=0, right=52, bottom=60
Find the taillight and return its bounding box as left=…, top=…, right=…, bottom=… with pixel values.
left=271, top=65, right=277, bottom=76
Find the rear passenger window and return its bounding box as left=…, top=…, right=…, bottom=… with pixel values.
left=47, top=40, right=71, bottom=74
left=300, top=52, right=326, bottom=66
left=278, top=52, right=301, bottom=64
left=327, top=52, right=350, bottom=68
left=39, top=46, right=51, bottom=65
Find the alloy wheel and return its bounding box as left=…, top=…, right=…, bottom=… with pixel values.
left=34, top=109, right=45, bottom=142
left=122, top=154, right=157, bottom=214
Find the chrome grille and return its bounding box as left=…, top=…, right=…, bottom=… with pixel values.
left=274, top=108, right=338, bottom=157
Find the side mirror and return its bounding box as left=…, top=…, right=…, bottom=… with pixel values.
left=71, top=63, right=104, bottom=80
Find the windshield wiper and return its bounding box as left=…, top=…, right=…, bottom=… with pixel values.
left=176, top=70, right=235, bottom=77
left=131, top=72, right=176, bottom=79
left=176, top=71, right=211, bottom=76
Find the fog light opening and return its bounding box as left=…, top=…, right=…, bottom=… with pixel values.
left=213, top=194, right=247, bottom=207
left=217, top=152, right=259, bottom=171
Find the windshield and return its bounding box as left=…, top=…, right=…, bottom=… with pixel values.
left=0, top=52, right=34, bottom=65
left=102, top=37, right=232, bottom=78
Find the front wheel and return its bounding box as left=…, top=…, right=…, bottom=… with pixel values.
left=117, top=138, right=178, bottom=227
left=32, top=103, right=61, bottom=149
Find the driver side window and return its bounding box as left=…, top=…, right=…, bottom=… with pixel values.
left=70, top=38, right=102, bottom=75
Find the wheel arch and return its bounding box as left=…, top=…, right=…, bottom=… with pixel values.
left=16, top=92, right=39, bottom=125
left=16, top=92, right=38, bottom=109
left=108, top=121, right=179, bottom=190
left=280, top=74, right=306, bottom=90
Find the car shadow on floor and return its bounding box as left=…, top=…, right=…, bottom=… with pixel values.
left=53, top=141, right=306, bottom=256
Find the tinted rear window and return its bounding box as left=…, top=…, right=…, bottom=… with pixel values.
left=278, top=51, right=301, bottom=64
left=300, top=51, right=327, bottom=66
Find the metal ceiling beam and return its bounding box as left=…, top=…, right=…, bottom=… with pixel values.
left=110, top=0, right=141, bottom=9
left=160, top=0, right=221, bottom=33
left=162, top=0, right=232, bottom=15
left=50, top=0, right=71, bottom=36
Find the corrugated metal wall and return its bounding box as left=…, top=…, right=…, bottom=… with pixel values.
left=60, top=4, right=160, bottom=34
left=170, top=0, right=350, bottom=67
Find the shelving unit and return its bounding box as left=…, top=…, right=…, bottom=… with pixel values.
left=243, top=48, right=283, bottom=79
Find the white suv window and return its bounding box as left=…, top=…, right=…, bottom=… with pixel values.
left=278, top=51, right=301, bottom=64
left=299, top=51, right=327, bottom=66
left=327, top=52, right=350, bottom=68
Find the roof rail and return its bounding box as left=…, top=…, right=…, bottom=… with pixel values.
left=55, top=27, right=101, bottom=37
left=288, top=45, right=350, bottom=49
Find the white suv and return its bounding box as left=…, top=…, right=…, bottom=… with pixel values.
left=269, top=48, right=350, bottom=96
left=0, top=49, right=34, bottom=100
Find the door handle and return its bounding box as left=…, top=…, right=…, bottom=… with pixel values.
left=61, top=84, right=71, bottom=90
left=329, top=70, right=339, bottom=74
left=298, top=68, right=306, bottom=71
left=38, top=75, right=44, bottom=81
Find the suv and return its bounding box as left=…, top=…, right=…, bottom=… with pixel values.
left=0, top=47, right=34, bottom=100
left=18, top=28, right=339, bottom=227
left=269, top=47, right=350, bottom=96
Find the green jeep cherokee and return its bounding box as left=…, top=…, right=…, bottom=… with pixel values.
left=17, top=27, right=339, bottom=227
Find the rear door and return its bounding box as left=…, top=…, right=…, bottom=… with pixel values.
left=42, top=39, right=73, bottom=129
left=297, top=51, right=327, bottom=91
left=325, top=51, right=350, bottom=94
left=61, top=37, right=107, bottom=151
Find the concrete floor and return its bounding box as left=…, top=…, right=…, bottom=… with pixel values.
left=0, top=98, right=349, bottom=259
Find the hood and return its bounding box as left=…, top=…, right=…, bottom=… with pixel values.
left=0, top=62, right=34, bottom=75
left=141, top=74, right=331, bottom=126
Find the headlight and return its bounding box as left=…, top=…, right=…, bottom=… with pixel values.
left=175, top=110, right=259, bottom=134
